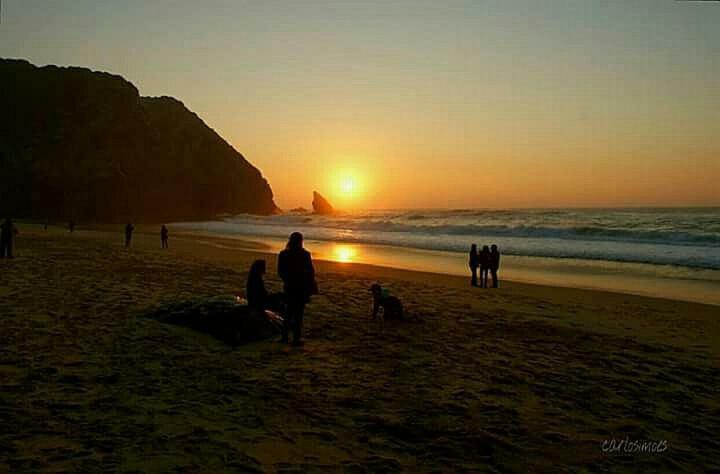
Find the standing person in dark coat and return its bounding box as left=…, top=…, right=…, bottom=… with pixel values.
left=479, top=245, right=491, bottom=288
left=468, top=244, right=479, bottom=287
left=160, top=225, right=169, bottom=248
left=1, top=218, right=18, bottom=258
left=277, top=232, right=317, bottom=346
left=124, top=223, right=134, bottom=248
left=490, top=244, right=501, bottom=288
left=69, top=221, right=75, bottom=233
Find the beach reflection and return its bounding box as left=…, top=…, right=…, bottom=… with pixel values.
left=331, top=244, right=358, bottom=263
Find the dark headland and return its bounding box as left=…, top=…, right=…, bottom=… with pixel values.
left=0, top=58, right=278, bottom=222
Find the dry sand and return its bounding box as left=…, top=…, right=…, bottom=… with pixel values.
left=1, top=227, right=718, bottom=472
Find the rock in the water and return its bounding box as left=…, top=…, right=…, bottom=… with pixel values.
left=312, top=191, right=335, bottom=215
left=145, top=297, right=282, bottom=346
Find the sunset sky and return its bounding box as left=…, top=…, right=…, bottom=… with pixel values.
left=2, top=0, right=719, bottom=209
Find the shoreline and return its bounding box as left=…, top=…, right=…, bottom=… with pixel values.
left=169, top=228, right=720, bottom=307
left=13, top=222, right=720, bottom=307
left=6, top=225, right=720, bottom=347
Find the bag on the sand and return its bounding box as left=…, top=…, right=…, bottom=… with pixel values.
left=264, top=310, right=283, bottom=323
left=146, top=297, right=283, bottom=346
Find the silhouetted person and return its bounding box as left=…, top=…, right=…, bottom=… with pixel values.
left=124, top=223, right=134, bottom=247
left=490, top=244, right=501, bottom=288
left=44, top=220, right=48, bottom=231
left=370, top=284, right=404, bottom=320
left=468, top=244, right=479, bottom=287
left=160, top=225, right=169, bottom=248
left=246, top=259, right=283, bottom=312
left=69, top=221, right=75, bottom=233
left=1, top=218, right=18, bottom=259
left=479, top=245, right=491, bottom=288
left=277, top=232, right=317, bottom=346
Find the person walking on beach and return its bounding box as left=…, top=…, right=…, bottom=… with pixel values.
left=1, top=218, right=18, bottom=258
left=160, top=225, right=169, bottom=248
left=124, top=223, right=135, bottom=248
left=278, top=232, right=317, bottom=346
left=468, top=244, right=479, bottom=287
left=479, top=245, right=491, bottom=288
left=490, top=244, right=501, bottom=288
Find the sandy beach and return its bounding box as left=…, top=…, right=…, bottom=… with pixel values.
left=1, top=227, right=718, bottom=472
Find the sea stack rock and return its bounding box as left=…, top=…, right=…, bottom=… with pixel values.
left=312, top=191, right=335, bottom=215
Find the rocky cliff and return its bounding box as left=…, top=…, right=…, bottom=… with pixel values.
left=0, top=58, right=277, bottom=222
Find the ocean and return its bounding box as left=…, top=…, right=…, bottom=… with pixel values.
left=173, top=208, right=720, bottom=305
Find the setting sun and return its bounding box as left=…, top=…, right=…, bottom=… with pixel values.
left=339, top=177, right=356, bottom=195
left=324, top=167, right=370, bottom=208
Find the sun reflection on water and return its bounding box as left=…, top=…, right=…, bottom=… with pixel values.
left=332, top=244, right=358, bottom=263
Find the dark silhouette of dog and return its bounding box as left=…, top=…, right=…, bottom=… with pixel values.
left=370, top=284, right=404, bottom=320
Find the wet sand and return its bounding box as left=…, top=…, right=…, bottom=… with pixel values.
left=1, top=227, right=718, bottom=472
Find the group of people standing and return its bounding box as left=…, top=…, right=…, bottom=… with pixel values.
left=469, top=244, right=501, bottom=288
left=246, top=232, right=318, bottom=346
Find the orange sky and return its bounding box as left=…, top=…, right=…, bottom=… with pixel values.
left=2, top=1, right=719, bottom=209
